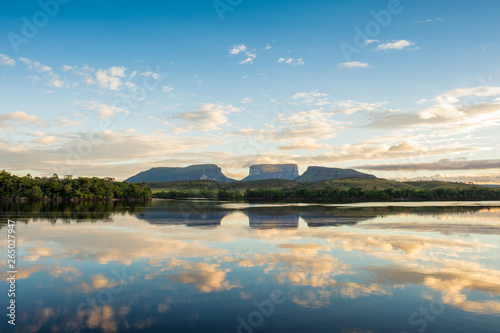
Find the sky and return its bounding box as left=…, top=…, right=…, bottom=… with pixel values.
left=1, top=0, right=500, bottom=182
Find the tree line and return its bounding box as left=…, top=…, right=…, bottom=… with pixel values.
left=0, top=170, right=151, bottom=201
left=153, top=186, right=500, bottom=203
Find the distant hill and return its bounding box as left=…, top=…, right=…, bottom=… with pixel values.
left=242, top=164, right=299, bottom=181
left=126, top=164, right=235, bottom=183
left=295, top=166, right=377, bottom=182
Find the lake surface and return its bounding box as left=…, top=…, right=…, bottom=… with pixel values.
left=1, top=200, right=500, bottom=333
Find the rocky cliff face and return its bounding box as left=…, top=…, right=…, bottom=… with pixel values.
left=242, top=164, right=299, bottom=181
left=295, top=166, right=377, bottom=182
left=126, top=164, right=235, bottom=183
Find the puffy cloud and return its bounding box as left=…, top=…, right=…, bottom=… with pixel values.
left=334, top=100, right=387, bottom=114
left=0, top=54, right=15, bottom=66
left=239, top=52, right=256, bottom=64
left=229, top=44, right=256, bottom=64
left=28, top=131, right=59, bottom=144
left=0, top=129, right=225, bottom=179
left=279, top=138, right=328, bottom=151
left=324, top=140, right=476, bottom=162
left=338, top=61, right=370, bottom=69
left=96, top=66, right=126, bottom=90
left=376, top=40, right=414, bottom=50
left=367, top=88, right=500, bottom=139
left=19, top=57, right=52, bottom=72
left=173, top=103, right=241, bottom=131
left=277, top=57, right=304, bottom=66
left=236, top=109, right=344, bottom=143
left=0, top=111, right=47, bottom=127
left=63, top=64, right=96, bottom=85
left=81, top=101, right=126, bottom=119
left=162, top=85, right=174, bottom=93
left=290, top=91, right=330, bottom=106
left=229, top=44, right=247, bottom=55
left=168, top=262, right=237, bottom=293
left=20, top=57, right=64, bottom=88
left=140, top=70, right=160, bottom=80
left=290, top=91, right=385, bottom=113
left=435, top=86, right=500, bottom=103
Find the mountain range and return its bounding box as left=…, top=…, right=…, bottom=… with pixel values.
left=126, top=164, right=377, bottom=183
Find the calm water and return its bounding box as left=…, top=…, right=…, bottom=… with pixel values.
left=1, top=200, right=500, bottom=333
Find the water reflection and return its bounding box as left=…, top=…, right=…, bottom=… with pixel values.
left=1, top=200, right=500, bottom=333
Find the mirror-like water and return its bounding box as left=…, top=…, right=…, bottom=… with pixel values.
left=1, top=200, right=500, bottom=333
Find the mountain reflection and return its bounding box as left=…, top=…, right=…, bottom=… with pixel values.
left=133, top=200, right=494, bottom=230
left=1, top=201, right=500, bottom=332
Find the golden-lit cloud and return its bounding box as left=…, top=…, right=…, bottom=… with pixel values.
left=168, top=262, right=237, bottom=293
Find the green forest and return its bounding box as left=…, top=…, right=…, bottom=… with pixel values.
left=0, top=170, right=151, bottom=201
left=153, top=186, right=500, bottom=203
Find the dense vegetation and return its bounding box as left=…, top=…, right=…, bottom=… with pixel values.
left=0, top=200, right=152, bottom=223
left=0, top=170, right=151, bottom=201
left=153, top=184, right=500, bottom=203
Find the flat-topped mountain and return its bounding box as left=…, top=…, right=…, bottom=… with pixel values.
left=242, top=164, right=299, bottom=181
left=295, top=166, right=377, bottom=182
left=126, top=164, right=235, bottom=183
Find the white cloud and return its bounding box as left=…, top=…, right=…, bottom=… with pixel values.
left=0, top=54, right=15, bottom=67
left=418, top=86, right=500, bottom=119
left=162, top=86, right=174, bottom=93
left=235, top=109, right=344, bottom=145
left=229, top=44, right=247, bottom=55
left=279, top=138, right=328, bottom=151
left=240, top=97, right=253, bottom=104
left=265, top=43, right=272, bottom=50
left=414, top=18, right=442, bottom=24
left=337, top=61, right=370, bottom=69
left=0, top=111, right=47, bottom=127
left=334, top=100, right=387, bottom=115
left=239, top=52, right=256, bottom=65
left=290, top=91, right=330, bottom=106
left=19, top=58, right=52, bottom=72
left=364, top=39, right=379, bottom=45
left=277, top=58, right=304, bottom=66
left=310, top=139, right=477, bottom=164
left=20, top=57, right=64, bottom=88
left=140, top=71, right=160, bottom=80
left=46, top=74, right=64, bottom=88
left=0, top=129, right=226, bottom=180
left=56, top=116, right=84, bottom=127
left=229, top=44, right=257, bottom=65
left=81, top=101, right=126, bottom=119
left=64, top=64, right=96, bottom=85
left=376, top=40, right=414, bottom=51
left=28, top=132, right=59, bottom=144
left=95, top=66, right=126, bottom=90
left=174, top=103, right=241, bottom=131
left=436, top=86, right=500, bottom=101
left=290, top=91, right=386, bottom=114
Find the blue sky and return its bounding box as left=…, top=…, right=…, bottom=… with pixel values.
left=1, top=0, right=500, bottom=181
